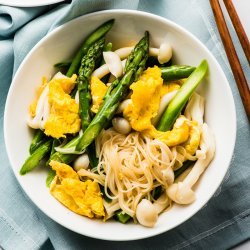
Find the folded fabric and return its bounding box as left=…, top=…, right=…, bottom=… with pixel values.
left=0, top=5, right=49, bottom=37
left=0, top=0, right=249, bottom=249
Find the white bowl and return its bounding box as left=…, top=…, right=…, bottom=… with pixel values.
left=4, top=10, right=236, bottom=241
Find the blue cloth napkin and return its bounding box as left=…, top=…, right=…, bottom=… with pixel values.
left=0, top=0, right=249, bottom=249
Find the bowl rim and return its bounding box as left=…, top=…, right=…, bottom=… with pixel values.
left=4, top=9, right=236, bottom=241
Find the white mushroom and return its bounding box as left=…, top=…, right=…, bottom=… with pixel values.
left=149, top=47, right=159, bottom=57
left=167, top=123, right=215, bottom=205
left=73, top=153, right=90, bottom=172
left=161, top=167, right=175, bottom=186
left=103, top=51, right=123, bottom=78
left=153, top=191, right=170, bottom=214
left=158, top=42, right=172, bottom=64
left=136, top=199, right=158, bottom=227
left=167, top=182, right=196, bottom=205
left=184, top=92, right=205, bottom=125
left=152, top=90, right=178, bottom=126
left=112, top=117, right=131, bottom=135
left=92, top=45, right=173, bottom=79
left=103, top=199, right=120, bottom=220
left=116, top=99, right=132, bottom=114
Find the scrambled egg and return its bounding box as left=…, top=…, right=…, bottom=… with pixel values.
left=90, top=76, right=108, bottom=113
left=50, top=160, right=105, bottom=218
left=124, top=66, right=201, bottom=152
left=124, top=66, right=163, bottom=131
left=184, top=120, right=201, bottom=155
left=44, top=75, right=80, bottom=138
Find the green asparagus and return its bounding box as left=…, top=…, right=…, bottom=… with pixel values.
left=49, top=136, right=80, bottom=163
left=49, top=32, right=149, bottom=163
left=114, top=211, right=131, bottom=224
left=161, top=65, right=196, bottom=82
left=78, top=37, right=105, bottom=131
left=157, top=60, right=208, bottom=131
left=46, top=168, right=56, bottom=187
left=20, top=140, right=52, bottom=175
left=75, top=32, right=149, bottom=152
left=29, top=130, right=47, bottom=154
left=66, top=19, right=114, bottom=77
left=54, top=61, right=71, bottom=72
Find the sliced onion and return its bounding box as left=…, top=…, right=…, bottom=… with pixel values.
left=103, top=51, right=123, bottom=78
left=40, top=95, right=50, bottom=128
left=27, top=85, right=49, bottom=129
left=53, top=71, right=67, bottom=79
left=54, top=146, right=85, bottom=155
left=92, top=64, right=110, bottom=79
left=115, top=47, right=134, bottom=59
left=152, top=90, right=178, bottom=125
left=75, top=90, right=79, bottom=104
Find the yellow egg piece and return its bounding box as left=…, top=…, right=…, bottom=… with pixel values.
left=124, top=66, right=200, bottom=149
left=124, top=66, right=163, bottom=131
left=90, top=76, right=108, bottom=113
left=152, top=116, right=190, bottom=147
left=49, top=160, right=105, bottom=218
left=44, top=74, right=81, bottom=139
left=184, top=121, right=201, bottom=155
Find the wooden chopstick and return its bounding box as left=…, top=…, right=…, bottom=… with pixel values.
left=210, top=0, right=250, bottom=121
left=223, top=0, right=250, bottom=65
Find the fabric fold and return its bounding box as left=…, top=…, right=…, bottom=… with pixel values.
left=0, top=5, right=49, bottom=37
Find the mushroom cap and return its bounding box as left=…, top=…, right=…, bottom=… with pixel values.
left=167, top=182, right=196, bottom=205
left=136, top=199, right=158, bottom=227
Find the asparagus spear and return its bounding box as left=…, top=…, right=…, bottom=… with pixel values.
left=66, top=19, right=114, bottom=77
left=22, top=21, right=114, bottom=176
left=77, top=38, right=105, bottom=166
left=114, top=211, right=131, bottom=224
left=157, top=60, right=208, bottom=131
left=75, top=32, right=149, bottom=152
left=78, top=37, right=105, bottom=131
left=50, top=32, right=149, bottom=163
left=46, top=168, right=56, bottom=187
left=29, top=130, right=47, bottom=154
left=20, top=140, right=52, bottom=175
left=161, top=65, right=196, bottom=82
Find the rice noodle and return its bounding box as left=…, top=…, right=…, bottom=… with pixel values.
left=78, top=129, right=190, bottom=218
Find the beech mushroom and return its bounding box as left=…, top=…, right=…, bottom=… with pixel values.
left=73, top=153, right=90, bottom=172
left=112, top=117, right=131, bottom=135
left=167, top=123, right=215, bottom=204
left=136, top=199, right=158, bottom=227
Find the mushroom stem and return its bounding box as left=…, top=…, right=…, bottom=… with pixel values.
left=167, top=123, right=215, bottom=204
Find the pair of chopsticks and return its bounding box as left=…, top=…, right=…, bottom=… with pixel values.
left=210, top=0, right=250, bottom=121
